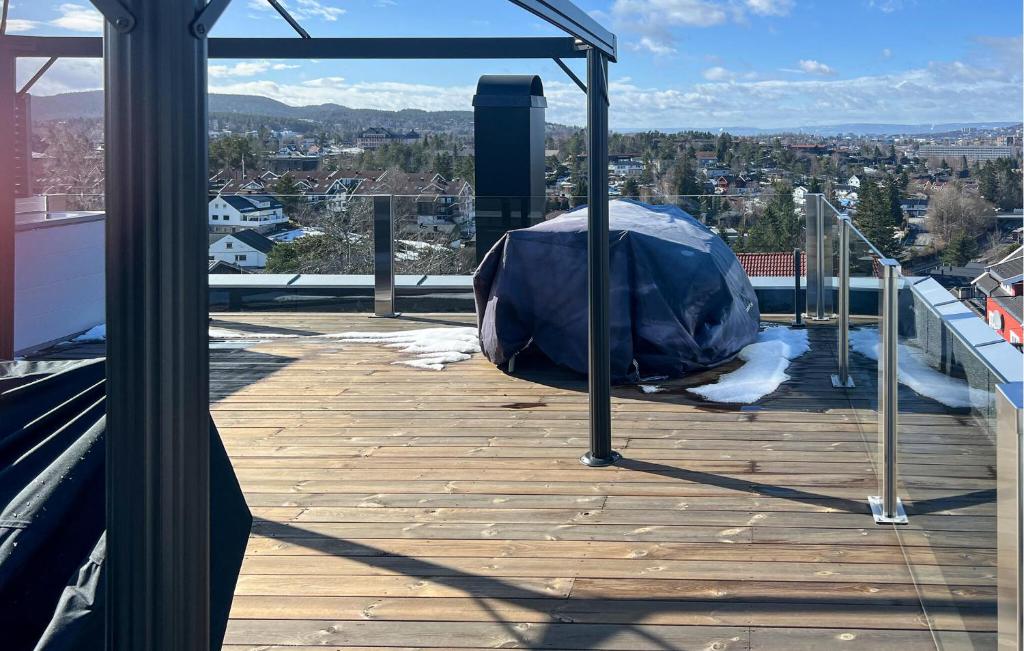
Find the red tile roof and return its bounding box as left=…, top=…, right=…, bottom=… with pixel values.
left=736, top=252, right=806, bottom=277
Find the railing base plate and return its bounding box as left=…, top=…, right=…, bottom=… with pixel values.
left=580, top=451, right=621, bottom=467
left=868, top=495, right=908, bottom=525
left=831, top=374, right=855, bottom=388
left=370, top=312, right=402, bottom=319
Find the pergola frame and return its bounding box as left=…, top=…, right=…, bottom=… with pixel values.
left=0, top=2, right=617, bottom=648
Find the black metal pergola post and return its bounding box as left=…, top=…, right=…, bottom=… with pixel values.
left=580, top=47, right=619, bottom=467
left=0, top=1, right=618, bottom=646
left=102, top=0, right=211, bottom=648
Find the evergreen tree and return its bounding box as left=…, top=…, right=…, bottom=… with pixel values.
left=940, top=231, right=979, bottom=266
left=854, top=179, right=903, bottom=258
left=622, top=177, right=640, bottom=198
left=272, top=173, right=302, bottom=216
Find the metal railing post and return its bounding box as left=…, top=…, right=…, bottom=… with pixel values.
left=373, top=195, right=398, bottom=318
left=791, top=248, right=804, bottom=328
left=869, top=259, right=907, bottom=524
left=832, top=217, right=854, bottom=388
left=997, top=382, right=1023, bottom=650
left=814, top=194, right=827, bottom=320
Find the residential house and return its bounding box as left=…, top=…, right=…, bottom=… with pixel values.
left=360, top=170, right=475, bottom=235
left=608, top=159, right=644, bottom=178
left=793, top=185, right=808, bottom=206
left=208, top=229, right=276, bottom=269
left=847, top=175, right=861, bottom=188
left=356, top=127, right=421, bottom=150
left=735, top=251, right=806, bottom=277
left=267, top=148, right=321, bottom=173
left=972, top=248, right=1024, bottom=346
left=899, top=196, right=929, bottom=218
left=209, top=194, right=287, bottom=234
left=695, top=151, right=719, bottom=168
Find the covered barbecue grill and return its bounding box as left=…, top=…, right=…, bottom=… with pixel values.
left=474, top=199, right=760, bottom=382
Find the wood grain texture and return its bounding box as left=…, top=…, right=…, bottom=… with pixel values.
left=109, top=312, right=1000, bottom=650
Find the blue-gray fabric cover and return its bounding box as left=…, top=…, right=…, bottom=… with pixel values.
left=473, top=200, right=760, bottom=382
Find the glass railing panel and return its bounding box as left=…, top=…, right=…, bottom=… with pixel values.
left=844, top=228, right=884, bottom=470
left=895, top=274, right=1002, bottom=650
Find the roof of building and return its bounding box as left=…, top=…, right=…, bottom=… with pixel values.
left=988, top=254, right=1023, bottom=284
left=208, top=260, right=251, bottom=274
left=993, top=295, right=1024, bottom=323
left=735, top=251, right=806, bottom=277
left=973, top=273, right=1002, bottom=297
left=226, top=229, right=275, bottom=254
left=217, top=194, right=283, bottom=213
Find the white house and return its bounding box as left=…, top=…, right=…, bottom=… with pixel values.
left=793, top=185, right=809, bottom=206
left=847, top=175, right=861, bottom=188
left=608, top=159, right=644, bottom=177
left=209, top=194, right=286, bottom=234
left=209, top=229, right=275, bottom=268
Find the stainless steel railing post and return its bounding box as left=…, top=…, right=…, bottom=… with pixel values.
left=832, top=217, right=853, bottom=388
left=815, top=194, right=826, bottom=320
left=373, top=195, right=398, bottom=318
left=791, top=248, right=804, bottom=328
left=869, top=259, right=907, bottom=524
left=997, top=381, right=1023, bottom=650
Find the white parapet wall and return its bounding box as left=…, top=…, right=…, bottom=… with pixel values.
left=15, top=212, right=105, bottom=354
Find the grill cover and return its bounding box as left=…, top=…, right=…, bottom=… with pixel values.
left=0, top=359, right=251, bottom=651
left=473, top=200, right=760, bottom=382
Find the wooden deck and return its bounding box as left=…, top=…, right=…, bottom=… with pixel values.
left=200, top=312, right=995, bottom=651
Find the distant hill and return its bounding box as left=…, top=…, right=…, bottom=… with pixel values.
left=618, top=122, right=1022, bottom=137
left=30, top=90, right=476, bottom=133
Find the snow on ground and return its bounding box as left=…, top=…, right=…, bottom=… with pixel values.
left=325, top=327, right=480, bottom=371
left=270, top=227, right=324, bottom=242
left=72, top=324, right=299, bottom=343
left=849, top=328, right=979, bottom=409
left=73, top=324, right=106, bottom=342
left=207, top=328, right=299, bottom=339
left=687, top=326, right=811, bottom=404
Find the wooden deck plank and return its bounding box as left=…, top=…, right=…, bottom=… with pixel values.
left=199, top=312, right=996, bottom=650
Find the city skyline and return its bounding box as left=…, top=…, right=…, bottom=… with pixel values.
left=7, top=0, right=1024, bottom=128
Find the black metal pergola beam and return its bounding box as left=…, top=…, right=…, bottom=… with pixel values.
left=509, top=0, right=616, bottom=60
left=2, top=35, right=587, bottom=60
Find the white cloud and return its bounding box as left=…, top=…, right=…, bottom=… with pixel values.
left=882, top=48, right=892, bottom=59
left=51, top=3, right=103, bottom=33
left=797, top=59, right=836, bottom=75
left=246, top=0, right=345, bottom=22
left=17, top=57, right=101, bottom=95
left=612, top=0, right=793, bottom=54
left=632, top=37, right=677, bottom=55
left=208, top=61, right=305, bottom=78
left=6, top=18, right=41, bottom=33
left=703, top=66, right=731, bottom=81
left=745, top=0, right=794, bottom=16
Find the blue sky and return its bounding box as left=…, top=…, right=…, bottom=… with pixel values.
left=10, top=0, right=1023, bottom=128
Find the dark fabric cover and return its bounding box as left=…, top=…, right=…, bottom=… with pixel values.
left=474, top=200, right=760, bottom=382
left=0, top=359, right=251, bottom=651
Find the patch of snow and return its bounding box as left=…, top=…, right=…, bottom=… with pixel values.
left=849, top=328, right=980, bottom=409
left=325, top=327, right=480, bottom=371
left=270, top=227, right=324, bottom=242
left=208, top=328, right=299, bottom=339
left=639, top=384, right=664, bottom=394
left=73, top=324, right=106, bottom=342
left=688, top=326, right=810, bottom=404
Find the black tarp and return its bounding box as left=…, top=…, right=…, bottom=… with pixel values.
left=474, top=199, right=760, bottom=382
left=0, top=358, right=251, bottom=651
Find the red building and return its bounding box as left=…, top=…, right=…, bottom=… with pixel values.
left=972, top=248, right=1023, bottom=347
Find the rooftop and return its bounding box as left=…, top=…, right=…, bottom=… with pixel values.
left=46, top=312, right=997, bottom=650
